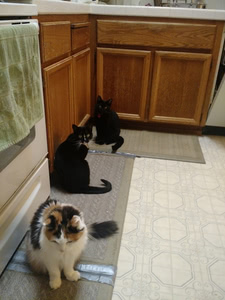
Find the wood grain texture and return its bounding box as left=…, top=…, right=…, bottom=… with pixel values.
left=120, top=119, right=203, bottom=135
left=37, top=14, right=224, bottom=145
left=43, top=57, right=74, bottom=172
left=36, top=14, right=89, bottom=23
left=72, top=48, right=91, bottom=126
left=40, top=21, right=71, bottom=63
left=89, top=15, right=97, bottom=116
left=149, top=51, right=212, bottom=125
left=71, top=23, right=90, bottom=52
left=97, top=20, right=216, bottom=50
left=97, top=47, right=151, bottom=121
left=38, top=15, right=92, bottom=173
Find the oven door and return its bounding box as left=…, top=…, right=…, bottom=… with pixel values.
left=0, top=116, right=50, bottom=274
left=0, top=117, right=48, bottom=208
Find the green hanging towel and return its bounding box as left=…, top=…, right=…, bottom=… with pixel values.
left=0, top=24, right=43, bottom=151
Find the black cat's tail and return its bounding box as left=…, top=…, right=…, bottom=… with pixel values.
left=88, top=221, right=118, bottom=239
left=112, top=136, right=124, bottom=153
left=80, top=179, right=112, bottom=194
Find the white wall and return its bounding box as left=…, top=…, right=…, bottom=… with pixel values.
left=206, top=76, right=225, bottom=127
left=108, top=0, right=225, bottom=8
left=107, top=0, right=154, bottom=5
left=205, top=0, right=225, bottom=10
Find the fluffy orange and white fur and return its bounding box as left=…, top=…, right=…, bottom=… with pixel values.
left=26, top=199, right=118, bottom=289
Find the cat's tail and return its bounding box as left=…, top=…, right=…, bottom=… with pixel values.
left=112, top=136, right=124, bottom=153
left=81, top=179, right=112, bottom=194
left=88, top=221, right=118, bottom=239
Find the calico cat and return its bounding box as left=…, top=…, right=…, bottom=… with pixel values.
left=54, top=124, right=112, bottom=194
left=26, top=198, right=118, bottom=289
left=94, top=96, right=124, bottom=153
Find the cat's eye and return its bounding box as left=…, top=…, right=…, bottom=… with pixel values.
left=78, top=135, right=82, bottom=139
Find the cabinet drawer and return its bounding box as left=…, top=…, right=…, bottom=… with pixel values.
left=40, top=21, right=71, bottom=63
left=97, top=20, right=216, bottom=50
left=71, top=22, right=90, bottom=51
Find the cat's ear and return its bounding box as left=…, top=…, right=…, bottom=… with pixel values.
left=43, top=218, right=51, bottom=226
left=97, top=95, right=102, bottom=103
left=43, top=215, right=55, bottom=227
left=71, top=213, right=84, bottom=229
left=72, top=124, right=78, bottom=133
left=71, top=215, right=80, bottom=227
left=79, top=211, right=84, bottom=220
left=107, top=99, right=112, bottom=106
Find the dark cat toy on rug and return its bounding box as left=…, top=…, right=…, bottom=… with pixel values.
left=54, top=124, right=112, bottom=194
left=26, top=198, right=118, bottom=289
left=94, top=96, right=124, bottom=153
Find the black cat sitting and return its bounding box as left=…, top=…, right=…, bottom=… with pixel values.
left=54, top=124, right=112, bottom=194
left=94, top=96, right=124, bottom=153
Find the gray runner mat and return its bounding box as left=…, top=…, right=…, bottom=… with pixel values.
left=89, top=128, right=205, bottom=164
left=0, top=153, right=134, bottom=300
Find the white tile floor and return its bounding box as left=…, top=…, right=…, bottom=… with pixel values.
left=112, top=135, right=225, bottom=300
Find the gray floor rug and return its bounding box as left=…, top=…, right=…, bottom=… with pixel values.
left=0, top=153, right=134, bottom=300
left=89, top=128, right=205, bottom=164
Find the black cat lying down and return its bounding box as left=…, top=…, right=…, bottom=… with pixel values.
left=94, top=96, right=124, bottom=153
left=54, top=124, right=112, bottom=194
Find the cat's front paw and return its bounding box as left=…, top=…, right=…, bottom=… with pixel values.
left=49, top=278, right=62, bottom=290
left=95, top=137, right=104, bottom=145
left=65, top=270, right=81, bottom=282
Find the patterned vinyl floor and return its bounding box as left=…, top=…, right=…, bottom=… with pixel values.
left=112, top=135, right=225, bottom=300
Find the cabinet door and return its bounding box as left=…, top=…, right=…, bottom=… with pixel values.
left=149, top=51, right=212, bottom=125
left=72, top=48, right=91, bottom=126
left=43, top=57, right=73, bottom=171
left=40, top=21, right=71, bottom=63
left=97, top=48, right=151, bottom=121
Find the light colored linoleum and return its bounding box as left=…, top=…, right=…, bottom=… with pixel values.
left=112, top=135, right=225, bottom=300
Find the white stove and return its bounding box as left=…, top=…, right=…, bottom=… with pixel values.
left=0, top=18, right=50, bottom=274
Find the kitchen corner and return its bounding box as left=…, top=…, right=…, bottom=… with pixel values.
left=1, top=1, right=225, bottom=299
left=28, top=0, right=225, bottom=170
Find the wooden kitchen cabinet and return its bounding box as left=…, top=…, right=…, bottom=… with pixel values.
left=97, top=47, right=151, bottom=121
left=149, top=51, right=212, bottom=125
left=96, top=18, right=224, bottom=133
left=72, top=48, right=91, bottom=126
left=40, top=21, right=71, bottom=63
left=43, top=57, right=73, bottom=171
left=38, top=16, right=91, bottom=172
left=71, top=22, right=90, bottom=52
left=37, top=13, right=224, bottom=171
